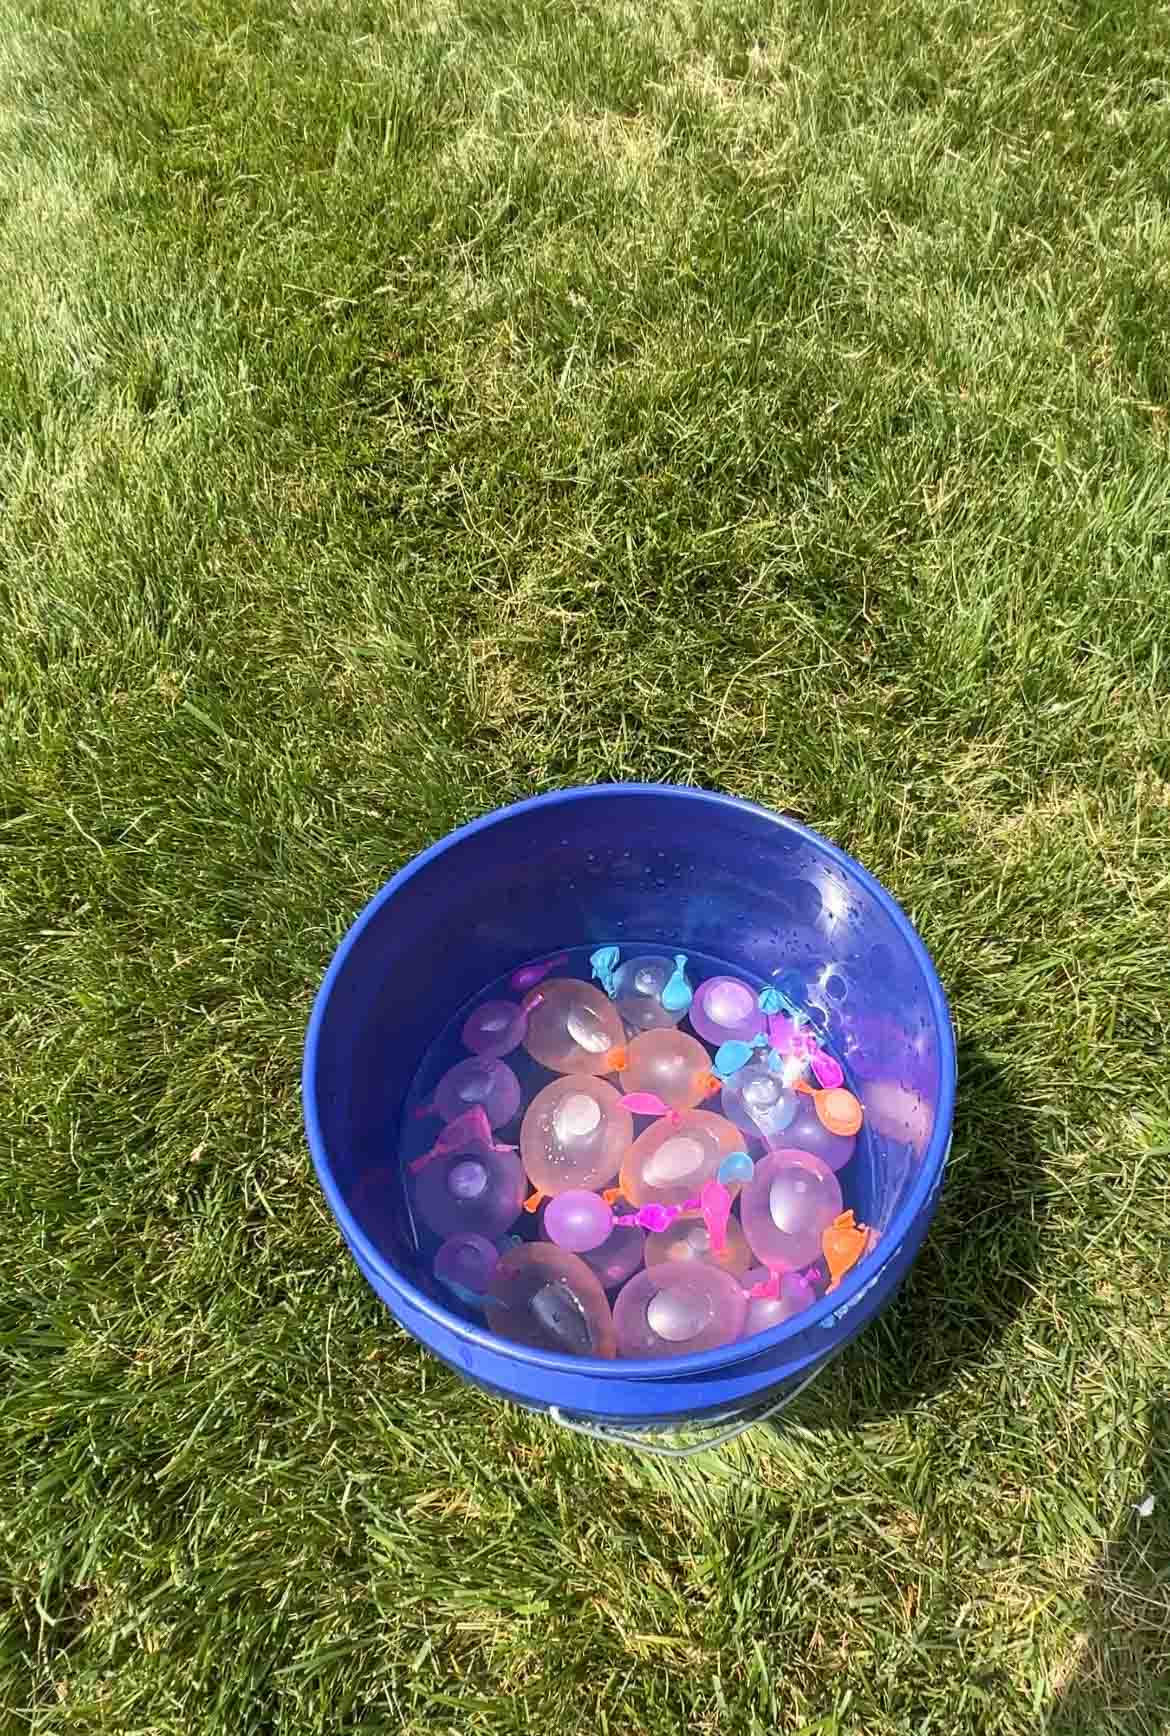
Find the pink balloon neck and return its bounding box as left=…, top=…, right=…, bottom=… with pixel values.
left=408, top=1107, right=515, bottom=1174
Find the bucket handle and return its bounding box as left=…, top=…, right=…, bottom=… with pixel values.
left=547, top=1362, right=826, bottom=1459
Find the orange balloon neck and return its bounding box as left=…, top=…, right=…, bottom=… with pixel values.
left=823, top=1209, right=868, bottom=1291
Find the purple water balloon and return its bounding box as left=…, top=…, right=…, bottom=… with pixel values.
left=721, top=1061, right=799, bottom=1144
left=544, top=1188, right=614, bottom=1253
left=739, top=1148, right=843, bottom=1270
left=412, top=1145, right=525, bottom=1240
left=782, top=1096, right=856, bottom=1170
left=462, top=999, right=528, bottom=1059
left=432, top=1057, right=521, bottom=1128
left=579, top=1222, right=645, bottom=1290
left=613, top=1263, right=747, bottom=1358
left=689, top=976, right=762, bottom=1046
left=741, top=1265, right=816, bottom=1334
left=433, top=1232, right=499, bottom=1296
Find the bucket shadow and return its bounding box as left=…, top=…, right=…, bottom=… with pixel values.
left=782, top=1040, right=1049, bottom=1425
left=1043, top=1399, right=1170, bottom=1735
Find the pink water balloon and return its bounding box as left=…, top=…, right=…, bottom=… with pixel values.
left=520, top=1075, right=632, bottom=1197
left=739, top=1148, right=843, bottom=1269
left=620, top=1109, right=743, bottom=1209
left=521, top=979, right=626, bottom=1075
left=741, top=1265, right=816, bottom=1333
left=644, top=1209, right=752, bottom=1279
left=613, top=1263, right=747, bottom=1358
left=619, top=1028, right=718, bottom=1112
left=485, top=1243, right=616, bottom=1357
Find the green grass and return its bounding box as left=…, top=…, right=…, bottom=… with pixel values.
left=2, top=0, right=1170, bottom=1728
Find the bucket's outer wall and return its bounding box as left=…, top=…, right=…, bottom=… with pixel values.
left=304, top=785, right=956, bottom=1428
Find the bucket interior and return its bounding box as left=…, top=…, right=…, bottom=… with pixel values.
left=308, top=788, right=947, bottom=1333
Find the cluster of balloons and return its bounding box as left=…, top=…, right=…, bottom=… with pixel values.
left=409, top=955, right=871, bottom=1360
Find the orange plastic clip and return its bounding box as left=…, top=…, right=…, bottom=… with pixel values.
left=793, top=1081, right=863, bottom=1137
left=823, top=1209, right=869, bottom=1292
left=605, top=1046, right=628, bottom=1073
left=523, top=1190, right=546, bottom=1214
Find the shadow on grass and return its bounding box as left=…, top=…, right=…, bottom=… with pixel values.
left=1044, top=1399, right=1170, bottom=1736
left=781, top=1039, right=1049, bottom=1427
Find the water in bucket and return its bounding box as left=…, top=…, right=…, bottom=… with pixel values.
left=397, top=944, right=872, bottom=1360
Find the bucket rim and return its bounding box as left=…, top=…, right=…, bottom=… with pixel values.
left=303, top=783, right=956, bottom=1380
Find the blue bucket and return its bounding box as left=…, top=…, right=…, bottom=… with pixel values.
left=303, top=785, right=956, bottom=1443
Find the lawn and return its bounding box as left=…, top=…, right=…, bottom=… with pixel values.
left=2, top=0, right=1169, bottom=1729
